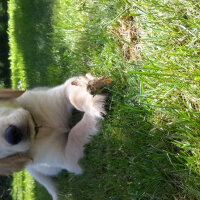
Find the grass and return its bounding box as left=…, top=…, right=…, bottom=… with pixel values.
left=12, top=171, right=35, bottom=200
left=8, top=0, right=200, bottom=199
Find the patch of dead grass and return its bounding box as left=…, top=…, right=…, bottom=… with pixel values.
left=113, top=16, right=139, bottom=61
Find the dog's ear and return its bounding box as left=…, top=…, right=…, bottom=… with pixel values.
left=0, top=89, right=25, bottom=99
left=0, top=153, right=32, bottom=175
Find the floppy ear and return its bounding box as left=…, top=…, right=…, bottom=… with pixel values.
left=0, top=153, right=32, bottom=175
left=0, top=89, right=25, bottom=99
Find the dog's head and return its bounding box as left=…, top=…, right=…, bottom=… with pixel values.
left=0, top=89, right=35, bottom=175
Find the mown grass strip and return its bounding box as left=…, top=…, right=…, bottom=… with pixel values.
left=12, top=171, right=35, bottom=200
left=8, top=0, right=55, bottom=89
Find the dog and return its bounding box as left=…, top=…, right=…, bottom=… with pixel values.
left=0, top=74, right=111, bottom=200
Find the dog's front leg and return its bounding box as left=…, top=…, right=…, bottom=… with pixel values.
left=64, top=74, right=111, bottom=119
left=64, top=113, right=100, bottom=174
left=27, top=168, right=58, bottom=200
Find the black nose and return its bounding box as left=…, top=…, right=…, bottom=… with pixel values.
left=5, top=125, right=23, bottom=145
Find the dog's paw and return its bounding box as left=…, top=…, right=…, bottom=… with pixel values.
left=72, top=165, right=83, bottom=175
left=92, top=94, right=107, bottom=119
left=72, top=73, right=113, bottom=95
left=65, top=163, right=83, bottom=175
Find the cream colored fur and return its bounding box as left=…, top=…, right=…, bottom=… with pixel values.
left=0, top=76, right=106, bottom=200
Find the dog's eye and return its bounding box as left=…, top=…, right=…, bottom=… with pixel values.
left=5, top=125, right=23, bottom=145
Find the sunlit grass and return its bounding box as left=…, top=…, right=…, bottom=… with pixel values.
left=8, top=0, right=200, bottom=199
left=12, top=171, right=35, bottom=200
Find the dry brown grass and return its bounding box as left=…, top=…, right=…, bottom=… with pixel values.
left=113, top=16, right=139, bottom=61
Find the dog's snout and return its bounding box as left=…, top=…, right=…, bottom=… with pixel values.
left=5, top=125, right=23, bottom=145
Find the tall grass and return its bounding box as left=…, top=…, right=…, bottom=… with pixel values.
left=8, top=0, right=200, bottom=199
left=130, top=0, right=200, bottom=197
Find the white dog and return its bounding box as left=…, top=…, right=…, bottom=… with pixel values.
left=0, top=74, right=111, bottom=200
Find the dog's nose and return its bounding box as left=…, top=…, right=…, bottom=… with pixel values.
left=5, top=125, right=23, bottom=145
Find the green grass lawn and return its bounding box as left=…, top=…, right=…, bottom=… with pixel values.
left=8, top=0, right=200, bottom=199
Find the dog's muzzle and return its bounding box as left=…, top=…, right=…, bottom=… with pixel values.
left=4, top=112, right=40, bottom=145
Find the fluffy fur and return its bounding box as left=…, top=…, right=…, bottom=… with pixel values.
left=0, top=75, right=107, bottom=200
